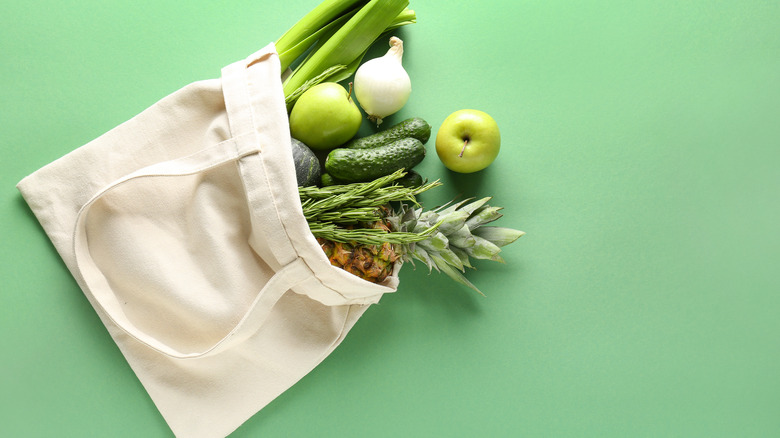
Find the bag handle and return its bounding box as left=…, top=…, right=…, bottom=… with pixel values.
left=72, top=134, right=314, bottom=359
left=72, top=47, right=317, bottom=359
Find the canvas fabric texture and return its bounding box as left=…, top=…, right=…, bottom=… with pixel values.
left=16, top=43, right=398, bottom=438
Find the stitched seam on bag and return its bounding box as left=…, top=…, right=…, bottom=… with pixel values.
left=242, top=54, right=304, bottom=272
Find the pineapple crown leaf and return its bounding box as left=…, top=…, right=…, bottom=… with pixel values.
left=472, top=227, right=526, bottom=248
left=447, top=223, right=477, bottom=248
left=451, top=246, right=474, bottom=270
left=466, top=206, right=504, bottom=230
left=430, top=254, right=486, bottom=297
left=465, top=235, right=504, bottom=262
left=434, top=196, right=492, bottom=216
left=431, top=210, right=470, bottom=236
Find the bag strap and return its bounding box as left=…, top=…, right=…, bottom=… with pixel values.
left=72, top=46, right=315, bottom=359
left=72, top=133, right=314, bottom=359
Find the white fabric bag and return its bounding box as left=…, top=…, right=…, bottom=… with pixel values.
left=17, top=43, right=398, bottom=438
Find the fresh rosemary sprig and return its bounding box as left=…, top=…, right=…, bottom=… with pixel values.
left=298, top=169, right=439, bottom=199
left=299, top=169, right=442, bottom=244
left=299, top=170, right=439, bottom=219
left=307, top=221, right=440, bottom=245
left=308, top=206, right=383, bottom=224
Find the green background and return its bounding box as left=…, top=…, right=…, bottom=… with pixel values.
left=2, top=0, right=779, bottom=436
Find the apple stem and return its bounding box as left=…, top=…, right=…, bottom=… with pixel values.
left=458, top=138, right=469, bottom=158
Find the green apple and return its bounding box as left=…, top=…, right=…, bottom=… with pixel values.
left=289, top=82, right=362, bottom=151
left=435, top=109, right=501, bottom=173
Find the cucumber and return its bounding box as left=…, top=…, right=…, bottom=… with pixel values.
left=320, top=173, right=344, bottom=187
left=343, top=117, right=431, bottom=149
left=322, top=169, right=422, bottom=188
left=395, top=170, right=424, bottom=188
left=325, top=137, right=426, bottom=183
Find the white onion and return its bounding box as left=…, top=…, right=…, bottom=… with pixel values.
left=354, top=36, right=411, bottom=125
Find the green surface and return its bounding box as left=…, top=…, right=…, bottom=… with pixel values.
left=2, top=1, right=779, bottom=436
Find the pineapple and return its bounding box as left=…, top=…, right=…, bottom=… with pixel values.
left=300, top=170, right=524, bottom=295
left=317, top=218, right=400, bottom=283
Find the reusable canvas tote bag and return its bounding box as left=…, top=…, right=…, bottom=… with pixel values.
left=16, top=43, right=399, bottom=438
